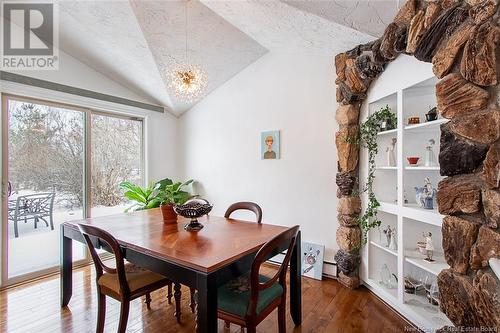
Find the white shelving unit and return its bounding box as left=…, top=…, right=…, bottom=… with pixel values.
left=405, top=166, right=440, bottom=171
left=359, top=56, right=452, bottom=332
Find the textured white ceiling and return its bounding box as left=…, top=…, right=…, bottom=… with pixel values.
left=56, top=0, right=377, bottom=115
left=201, top=0, right=374, bottom=55
left=58, top=0, right=173, bottom=108
left=283, top=0, right=401, bottom=37
left=129, top=0, right=268, bottom=113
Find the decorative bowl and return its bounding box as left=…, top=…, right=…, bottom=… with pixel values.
left=174, top=198, right=213, bottom=231
left=407, top=157, right=420, bottom=165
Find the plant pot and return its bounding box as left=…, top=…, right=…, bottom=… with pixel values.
left=160, top=204, right=177, bottom=223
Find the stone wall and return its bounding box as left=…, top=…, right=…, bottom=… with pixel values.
left=334, top=0, right=499, bottom=329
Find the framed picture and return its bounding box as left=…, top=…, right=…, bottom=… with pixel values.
left=261, top=130, right=280, bottom=160
left=301, top=242, right=325, bottom=280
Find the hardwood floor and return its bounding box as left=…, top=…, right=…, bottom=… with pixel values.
left=0, top=263, right=413, bottom=333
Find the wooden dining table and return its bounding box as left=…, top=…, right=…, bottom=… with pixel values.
left=60, top=208, right=302, bottom=332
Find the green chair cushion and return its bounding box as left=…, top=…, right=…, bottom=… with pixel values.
left=218, top=272, right=283, bottom=318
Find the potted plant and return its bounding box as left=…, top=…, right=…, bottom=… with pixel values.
left=346, top=105, right=397, bottom=246
left=119, top=181, right=162, bottom=212
left=156, top=179, right=194, bottom=222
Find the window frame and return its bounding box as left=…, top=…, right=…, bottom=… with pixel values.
left=1, top=93, right=145, bottom=287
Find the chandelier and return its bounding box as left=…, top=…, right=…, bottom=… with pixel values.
left=168, top=0, right=208, bottom=102
left=168, top=63, right=207, bottom=102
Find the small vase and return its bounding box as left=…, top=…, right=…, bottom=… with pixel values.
left=160, top=204, right=177, bottom=223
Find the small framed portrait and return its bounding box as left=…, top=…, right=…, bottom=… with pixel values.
left=261, top=130, right=280, bottom=160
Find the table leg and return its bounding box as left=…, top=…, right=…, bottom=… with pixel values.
left=195, top=272, right=218, bottom=333
left=290, top=230, right=302, bottom=325
left=60, top=225, right=73, bottom=307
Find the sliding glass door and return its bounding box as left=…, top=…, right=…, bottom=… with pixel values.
left=2, top=95, right=144, bottom=284
left=91, top=113, right=143, bottom=218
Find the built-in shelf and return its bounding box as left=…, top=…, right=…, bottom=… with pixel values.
left=404, top=118, right=449, bottom=131
left=365, top=278, right=398, bottom=300
left=379, top=203, right=443, bottom=226
left=377, top=128, right=398, bottom=136
left=370, top=240, right=397, bottom=256
left=404, top=293, right=453, bottom=328
left=404, top=204, right=444, bottom=227
left=379, top=201, right=399, bottom=215
left=376, top=166, right=398, bottom=170
left=405, top=166, right=440, bottom=171
left=404, top=250, right=449, bottom=276
left=363, top=59, right=451, bottom=332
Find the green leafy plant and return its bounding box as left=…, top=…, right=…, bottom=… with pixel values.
left=119, top=178, right=194, bottom=212
left=156, top=179, right=194, bottom=206
left=348, top=105, right=397, bottom=245
left=119, top=181, right=161, bottom=212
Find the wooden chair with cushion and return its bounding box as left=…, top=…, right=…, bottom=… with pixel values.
left=78, top=224, right=176, bottom=333
left=224, top=202, right=263, bottom=223
left=217, top=225, right=300, bottom=333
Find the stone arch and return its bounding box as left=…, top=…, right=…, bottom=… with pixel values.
left=334, top=0, right=499, bottom=328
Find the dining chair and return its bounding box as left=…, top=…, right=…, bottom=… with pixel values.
left=78, top=224, right=177, bottom=333
left=224, top=202, right=263, bottom=223
left=217, top=225, right=300, bottom=333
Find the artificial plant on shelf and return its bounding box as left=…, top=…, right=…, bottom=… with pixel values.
left=347, top=105, right=397, bottom=246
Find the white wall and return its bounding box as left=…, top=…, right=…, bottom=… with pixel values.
left=178, top=52, right=339, bottom=262
left=1, top=48, right=179, bottom=182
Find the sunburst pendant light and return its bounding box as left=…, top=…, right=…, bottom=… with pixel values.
left=167, top=0, right=208, bottom=102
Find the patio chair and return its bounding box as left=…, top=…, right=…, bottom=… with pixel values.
left=8, top=192, right=55, bottom=238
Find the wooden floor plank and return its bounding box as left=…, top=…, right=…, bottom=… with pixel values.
left=0, top=264, right=414, bottom=332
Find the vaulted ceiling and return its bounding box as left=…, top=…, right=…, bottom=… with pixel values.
left=57, top=0, right=401, bottom=115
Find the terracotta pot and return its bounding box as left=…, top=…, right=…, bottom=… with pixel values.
left=160, top=204, right=177, bottom=223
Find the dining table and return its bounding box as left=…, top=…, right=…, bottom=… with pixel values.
left=60, top=208, right=302, bottom=333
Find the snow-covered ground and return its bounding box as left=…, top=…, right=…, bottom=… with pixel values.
left=7, top=196, right=128, bottom=278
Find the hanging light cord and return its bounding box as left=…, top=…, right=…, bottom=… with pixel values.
left=185, top=0, right=188, bottom=64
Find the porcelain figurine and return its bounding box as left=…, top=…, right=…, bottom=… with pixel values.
left=423, top=232, right=435, bottom=262
left=386, top=138, right=396, bottom=167
left=415, top=177, right=437, bottom=209
left=389, top=228, right=397, bottom=251
left=382, top=225, right=392, bottom=247
left=424, top=139, right=436, bottom=167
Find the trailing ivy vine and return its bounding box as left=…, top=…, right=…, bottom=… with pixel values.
left=348, top=105, right=397, bottom=246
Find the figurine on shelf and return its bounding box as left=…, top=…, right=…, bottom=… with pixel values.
left=382, top=225, right=393, bottom=247
left=415, top=177, right=437, bottom=209
left=389, top=228, right=397, bottom=251
left=386, top=138, right=396, bottom=167
left=380, top=264, right=397, bottom=289
left=403, top=190, right=409, bottom=204
left=380, top=264, right=391, bottom=288
left=425, top=106, right=438, bottom=122
left=424, top=139, right=437, bottom=167
left=423, top=232, right=435, bottom=262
